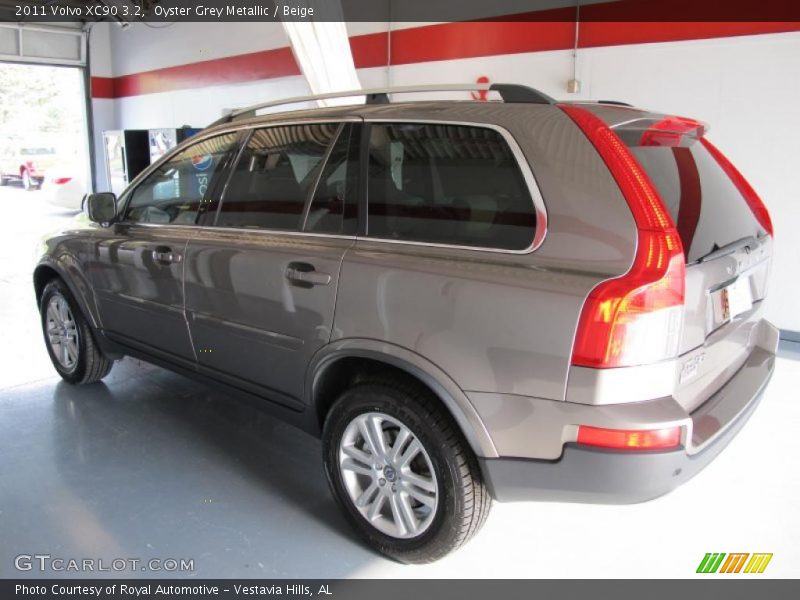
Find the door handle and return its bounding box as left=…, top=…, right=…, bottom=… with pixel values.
left=285, top=262, right=332, bottom=287
left=152, top=246, right=182, bottom=265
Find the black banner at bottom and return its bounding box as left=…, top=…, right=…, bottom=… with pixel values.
left=3, top=579, right=799, bottom=600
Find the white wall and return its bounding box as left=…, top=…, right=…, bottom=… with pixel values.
left=90, top=24, right=800, bottom=331
left=88, top=21, right=115, bottom=192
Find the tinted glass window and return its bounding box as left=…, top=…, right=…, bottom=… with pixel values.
left=216, top=123, right=340, bottom=230
left=366, top=123, right=536, bottom=250
left=304, top=124, right=354, bottom=234
left=628, top=142, right=767, bottom=263
left=125, top=133, right=237, bottom=225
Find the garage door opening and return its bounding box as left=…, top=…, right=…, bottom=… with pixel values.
left=0, top=62, right=90, bottom=209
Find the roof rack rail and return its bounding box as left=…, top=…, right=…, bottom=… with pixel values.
left=597, top=100, right=634, bottom=107
left=209, top=83, right=555, bottom=127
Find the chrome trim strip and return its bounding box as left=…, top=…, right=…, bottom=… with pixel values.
left=125, top=222, right=358, bottom=241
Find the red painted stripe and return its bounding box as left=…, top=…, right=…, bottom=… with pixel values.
left=580, top=21, right=800, bottom=48
left=390, top=21, right=575, bottom=65
left=351, top=31, right=389, bottom=69
left=91, top=21, right=800, bottom=98
left=91, top=76, right=114, bottom=99
left=113, top=46, right=299, bottom=98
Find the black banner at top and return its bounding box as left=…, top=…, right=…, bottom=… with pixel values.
left=2, top=0, right=800, bottom=24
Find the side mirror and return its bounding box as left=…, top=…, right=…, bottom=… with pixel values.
left=86, top=192, right=117, bottom=224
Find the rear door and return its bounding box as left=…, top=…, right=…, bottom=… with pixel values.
left=88, top=132, right=240, bottom=364
left=182, top=120, right=360, bottom=407
left=594, top=106, right=773, bottom=412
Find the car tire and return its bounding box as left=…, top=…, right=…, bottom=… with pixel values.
left=40, top=278, right=114, bottom=384
left=322, top=378, right=492, bottom=563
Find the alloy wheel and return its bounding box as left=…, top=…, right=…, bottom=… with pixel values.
left=338, top=412, right=438, bottom=539
left=46, top=294, right=79, bottom=370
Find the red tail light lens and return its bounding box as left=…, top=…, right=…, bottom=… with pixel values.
left=700, top=137, right=773, bottom=237
left=53, top=177, right=72, bottom=185
left=639, top=116, right=705, bottom=147
left=560, top=105, right=685, bottom=368
left=577, top=425, right=682, bottom=451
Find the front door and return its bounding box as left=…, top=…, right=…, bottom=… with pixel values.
left=88, top=132, right=240, bottom=364
left=183, top=121, right=360, bottom=406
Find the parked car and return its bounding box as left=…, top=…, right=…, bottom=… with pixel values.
left=34, top=84, right=777, bottom=563
left=0, top=143, right=57, bottom=190
left=41, top=165, right=88, bottom=210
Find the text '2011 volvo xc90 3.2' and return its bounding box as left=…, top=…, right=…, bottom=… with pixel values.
left=34, top=84, right=778, bottom=563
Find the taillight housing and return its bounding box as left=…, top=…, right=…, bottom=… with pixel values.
left=560, top=104, right=686, bottom=369
left=577, top=425, right=682, bottom=451
left=639, top=116, right=705, bottom=147
left=700, top=137, right=773, bottom=237
left=53, top=177, right=72, bottom=185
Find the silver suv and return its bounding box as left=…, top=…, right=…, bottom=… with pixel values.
left=35, top=84, right=778, bottom=563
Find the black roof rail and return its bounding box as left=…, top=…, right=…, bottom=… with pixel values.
left=490, top=84, right=554, bottom=104
left=597, top=100, right=634, bottom=107
left=365, top=92, right=390, bottom=105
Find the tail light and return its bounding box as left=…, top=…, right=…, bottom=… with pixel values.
left=53, top=177, right=72, bottom=185
left=639, top=116, right=705, bottom=147
left=560, top=104, right=685, bottom=368
left=700, top=137, right=773, bottom=237
left=577, top=425, right=682, bottom=451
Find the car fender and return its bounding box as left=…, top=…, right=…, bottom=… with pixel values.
left=34, top=255, right=101, bottom=330
left=307, top=338, right=499, bottom=458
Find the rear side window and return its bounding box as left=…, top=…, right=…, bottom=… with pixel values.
left=365, top=123, right=537, bottom=250
left=216, top=123, right=341, bottom=230
left=621, top=131, right=766, bottom=263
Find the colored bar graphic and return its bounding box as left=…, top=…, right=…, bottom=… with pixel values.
left=720, top=553, right=749, bottom=573
left=697, top=553, right=726, bottom=573
left=696, top=553, right=714, bottom=573
left=697, top=552, right=772, bottom=574
left=710, top=553, right=726, bottom=573
left=744, top=553, right=773, bottom=574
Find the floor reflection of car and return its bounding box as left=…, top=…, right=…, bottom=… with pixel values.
left=41, top=166, right=88, bottom=210
left=0, top=144, right=58, bottom=190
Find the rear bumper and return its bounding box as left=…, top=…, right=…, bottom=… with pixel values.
left=478, top=319, right=778, bottom=503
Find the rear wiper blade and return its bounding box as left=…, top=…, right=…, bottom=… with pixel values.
left=699, top=236, right=759, bottom=263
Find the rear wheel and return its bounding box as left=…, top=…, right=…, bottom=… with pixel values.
left=0, top=174, right=8, bottom=186
left=40, top=278, right=113, bottom=384
left=322, top=379, right=491, bottom=563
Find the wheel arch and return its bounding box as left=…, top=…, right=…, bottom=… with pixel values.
left=33, top=260, right=100, bottom=330
left=307, top=340, right=498, bottom=459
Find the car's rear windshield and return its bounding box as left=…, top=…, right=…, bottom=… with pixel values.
left=620, top=132, right=766, bottom=263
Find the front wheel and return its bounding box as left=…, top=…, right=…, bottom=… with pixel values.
left=40, top=278, right=113, bottom=384
left=322, top=379, right=491, bottom=563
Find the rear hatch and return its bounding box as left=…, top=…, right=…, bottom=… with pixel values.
left=584, top=104, right=773, bottom=413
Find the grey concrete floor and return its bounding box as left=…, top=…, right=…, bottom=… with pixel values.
left=1, top=185, right=799, bottom=578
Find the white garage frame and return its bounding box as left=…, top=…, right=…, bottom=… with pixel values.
left=0, top=22, right=95, bottom=192
left=0, top=22, right=86, bottom=66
